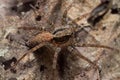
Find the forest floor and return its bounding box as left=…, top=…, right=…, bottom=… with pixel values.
left=0, top=0, right=120, bottom=80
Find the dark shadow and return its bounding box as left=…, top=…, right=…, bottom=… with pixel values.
left=87, top=1, right=110, bottom=26
left=10, top=0, right=37, bottom=14
left=57, top=48, right=69, bottom=79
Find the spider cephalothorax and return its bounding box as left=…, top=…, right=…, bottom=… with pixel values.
left=9, top=24, right=119, bottom=72
left=52, top=26, right=75, bottom=46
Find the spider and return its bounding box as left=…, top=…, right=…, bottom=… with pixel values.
left=10, top=26, right=119, bottom=71
left=5, top=0, right=119, bottom=77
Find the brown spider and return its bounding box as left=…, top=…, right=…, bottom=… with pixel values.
left=11, top=25, right=119, bottom=71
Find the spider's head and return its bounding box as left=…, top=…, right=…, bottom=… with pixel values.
left=52, top=27, right=73, bottom=44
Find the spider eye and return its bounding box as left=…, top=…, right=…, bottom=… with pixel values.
left=53, top=35, right=71, bottom=44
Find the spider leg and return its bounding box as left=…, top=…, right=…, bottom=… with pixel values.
left=74, top=43, right=119, bottom=67
left=75, top=26, right=100, bottom=44
left=73, top=13, right=90, bottom=24
left=51, top=47, right=61, bottom=79
left=11, top=42, right=46, bottom=69
left=62, top=3, right=100, bottom=44
left=67, top=46, right=101, bottom=80
left=68, top=46, right=97, bottom=68
left=62, top=1, right=73, bottom=25
left=75, top=43, right=119, bottom=52
left=52, top=47, right=61, bottom=70
left=63, top=0, right=93, bottom=24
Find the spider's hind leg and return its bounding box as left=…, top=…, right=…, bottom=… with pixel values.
left=52, top=48, right=61, bottom=70
left=67, top=46, right=98, bottom=68
left=52, top=47, right=61, bottom=79
left=73, top=43, right=119, bottom=68
left=68, top=46, right=101, bottom=80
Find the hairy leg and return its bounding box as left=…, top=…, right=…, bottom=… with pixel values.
left=11, top=42, right=46, bottom=69
left=75, top=43, right=119, bottom=52
left=52, top=47, right=61, bottom=69
left=68, top=46, right=97, bottom=67
left=74, top=43, right=119, bottom=68
left=52, top=47, right=61, bottom=79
